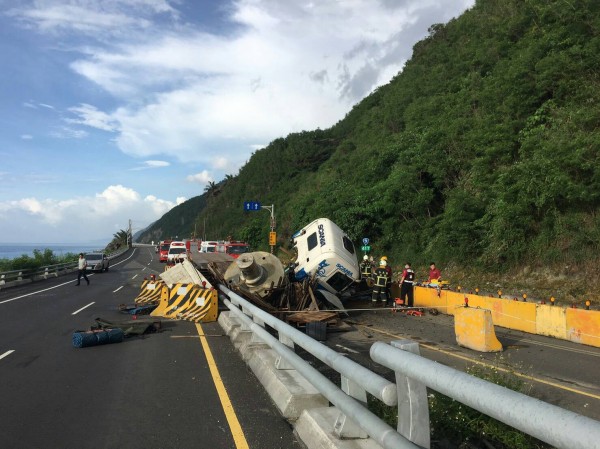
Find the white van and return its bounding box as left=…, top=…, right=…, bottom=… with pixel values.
left=200, top=241, right=218, bottom=253
left=167, top=241, right=187, bottom=262
left=291, top=218, right=359, bottom=295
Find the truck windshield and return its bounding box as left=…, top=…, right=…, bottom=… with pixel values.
left=326, top=271, right=354, bottom=292
left=169, top=248, right=186, bottom=254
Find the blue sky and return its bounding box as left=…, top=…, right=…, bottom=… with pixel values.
left=0, top=0, right=474, bottom=244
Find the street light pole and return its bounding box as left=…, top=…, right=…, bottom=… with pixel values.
left=261, top=204, right=276, bottom=253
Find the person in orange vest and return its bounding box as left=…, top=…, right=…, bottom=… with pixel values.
left=371, top=259, right=390, bottom=306
left=399, top=262, right=415, bottom=307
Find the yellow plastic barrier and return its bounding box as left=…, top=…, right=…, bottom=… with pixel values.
left=485, top=297, right=536, bottom=334
left=415, top=286, right=600, bottom=348
left=535, top=304, right=567, bottom=339
left=151, top=283, right=218, bottom=323
left=566, top=308, right=600, bottom=347
left=454, top=306, right=503, bottom=352
left=134, top=279, right=167, bottom=305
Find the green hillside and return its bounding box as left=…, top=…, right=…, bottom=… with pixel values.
left=139, top=0, right=600, bottom=302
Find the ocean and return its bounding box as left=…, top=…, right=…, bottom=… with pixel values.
left=0, top=243, right=105, bottom=260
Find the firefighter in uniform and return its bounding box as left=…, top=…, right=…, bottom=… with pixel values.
left=372, top=259, right=390, bottom=306
left=380, top=256, right=393, bottom=305
left=399, top=262, right=415, bottom=308
left=360, top=255, right=373, bottom=287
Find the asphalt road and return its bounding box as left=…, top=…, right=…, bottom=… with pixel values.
left=318, top=300, right=600, bottom=422
left=0, top=248, right=302, bottom=449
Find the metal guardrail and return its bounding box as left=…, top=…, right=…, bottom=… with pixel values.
left=0, top=247, right=129, bottom=288
left=370, top=341, right=600, bottom=449
left=220, top=285, right=419, bottom=449
left=220, top=285, right=600, bottom=449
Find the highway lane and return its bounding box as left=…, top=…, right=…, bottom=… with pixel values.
left=320, top=303, right=600, bottom=421
left=0, top=248, right=301, bottom=449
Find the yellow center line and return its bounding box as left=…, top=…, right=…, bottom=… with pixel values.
left=359, top=324, right=600, bottom=401
left=195, top=323, right=250, bottom=449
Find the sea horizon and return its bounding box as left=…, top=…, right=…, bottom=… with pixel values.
left=0, top=242, right=107, bottom=260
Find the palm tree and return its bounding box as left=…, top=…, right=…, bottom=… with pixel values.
left=109, top=229, right=129, bottom=250
left=204, top=181, right=216, bottom=194
left=204, top=181, right=221, bottom=197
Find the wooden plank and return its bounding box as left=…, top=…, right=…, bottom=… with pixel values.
left=287, top=311, right=338, bottom=324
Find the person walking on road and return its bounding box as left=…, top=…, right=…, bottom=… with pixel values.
left=399, top=262, right=415, bottom=307
left=76, top=253, right=90, bottom=286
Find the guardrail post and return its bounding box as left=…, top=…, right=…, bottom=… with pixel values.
left=333, top=375, right=369, bottom=439
left=250, top=316, right=266, bottom=344
left=275, top=334, right=295, bottom=370
left=391, top=340, right=430, bottom=449
left=18, top=271, right=23, bottom=281
left=0, top=274, right=5, bottom=285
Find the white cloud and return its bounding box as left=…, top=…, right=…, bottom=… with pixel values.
left=0, top=185, right=179, bottom=243
left=21, top=134, right=33, bottom=140
left=67, top=103, right=119, bottom=132
left=186, top=170, right=213, bottom=184
left=130, top=160, right=171, bottom=170
left=53, top=0, right=474, bottom=177
left=6, top=1, right=177, bottom=34
left=50, top=126, right=88, bottom=139
left=4, top=0, right=475, bottom=223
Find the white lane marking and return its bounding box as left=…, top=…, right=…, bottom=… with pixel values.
left=0, top=249, right=138, bottom=305
left=335, top=344, right=359, bottom=354
left=0, top=350, right=15, bottom=360
left=72, top=302, right=95, bottom=315
left=113, top=286, right=124, bottom=293
left=132, top=274, right=138, bottom=279
left=142, top=267, right=146, bottom=271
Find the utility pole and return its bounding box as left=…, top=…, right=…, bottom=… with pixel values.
left=261, top=204, right=276, bottom=253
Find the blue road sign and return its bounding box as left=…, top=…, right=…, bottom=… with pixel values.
left=362, top=237, right=369, bottom=245
left=244, top=201, right=262, bottom=211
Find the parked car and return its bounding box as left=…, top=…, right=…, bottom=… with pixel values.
left=85, top=252, right=110, bottom=272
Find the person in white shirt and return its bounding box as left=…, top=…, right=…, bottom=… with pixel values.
left=76, top=253, right=90, bottom=286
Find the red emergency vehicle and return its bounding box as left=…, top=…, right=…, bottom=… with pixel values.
left=220, top=241, right=250, bottom=259
left=159, top=239, right=172, bottom=263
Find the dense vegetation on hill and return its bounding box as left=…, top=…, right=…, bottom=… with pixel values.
left=139, top=0, right=600, bottom=300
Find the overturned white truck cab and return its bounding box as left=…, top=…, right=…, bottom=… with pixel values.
left=291, top=218, right=360, bottom=303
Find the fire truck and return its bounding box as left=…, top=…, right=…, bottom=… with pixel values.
left=216, top=241, right=250, bottom=259
left=158, top=239, right=172, bottom=263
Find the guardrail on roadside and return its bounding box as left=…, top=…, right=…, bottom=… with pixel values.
left=219, top=285, right=600, bottom=449
left=0, top=247, right=129, bottom=290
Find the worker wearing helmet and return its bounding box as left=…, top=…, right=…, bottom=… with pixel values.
left=378, top=256, right=393, bottom=304
left=371, top=259, right=389, bottom=306
left=360, top=255, right=373, bottom=279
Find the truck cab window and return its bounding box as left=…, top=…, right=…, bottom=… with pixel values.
left=307, top=232, right=318, bottom=251
left=342, top=236, right=355, bottom=255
